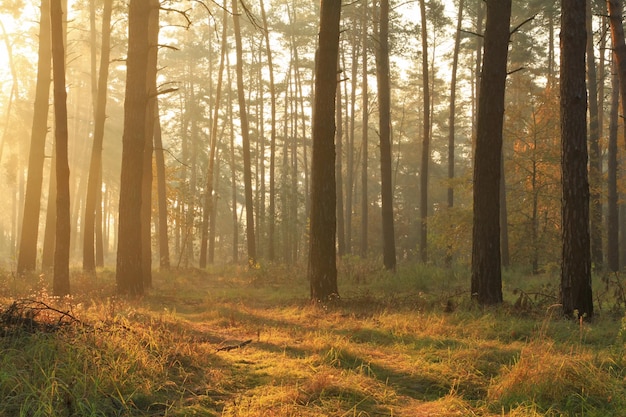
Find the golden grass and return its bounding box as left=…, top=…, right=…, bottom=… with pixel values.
left=0, top=264, right=624, bottom=416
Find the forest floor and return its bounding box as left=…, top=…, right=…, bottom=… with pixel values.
left=0, top=260, right=625, bottom=416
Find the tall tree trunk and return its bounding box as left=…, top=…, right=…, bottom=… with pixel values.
left=83, top=0, right=112, bottom=273
left=607, top=58, right=619, bottom=272
left=154, top=101, right=170, bottom=269
left=226, top=51, right=238, bottom=263
left=587, top=0, right=603, bottom=270
left=17, top=0, right=52, bottom=274
left=116, top=0, right=151, bottom=296
left=499, top=148, right=510, bottom=268
left=376, top=0, right=396, bottom=271
left=51, top=0, right=70, bottom=296
left=448, top=0, right=463, bottom=210
left=471, top=0, right=511, bottom=305
left=232, top=0, right=256, bottom=266
left=472, top=1, right=484, bottom=140
left=260, top=0, right=277, bottom=262
left=42, top=153, right=57, bottom=270
left=141, top=0, right=159, bottom=288
left=200, top=4, right=228, bottom=268
left=336, top=75, right=345, bottom=256
left=561, top=0, right=593, bottom=319
left=360, top=0, right=369, bottom=258
left=309, top=0, right=341, bottom=301
left=346, top=29, right=358, bottom=254
left=607, top=0, right=626, bottom=270
left=418, top=0, right=430, bottom=263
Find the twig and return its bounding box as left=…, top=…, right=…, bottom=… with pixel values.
left=216, top=339, right=252, bottom=352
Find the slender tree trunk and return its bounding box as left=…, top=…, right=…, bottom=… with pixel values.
left=116, top=0, right=151, bottom=296
left=346, top=30, right=358, bottom=254
left=200, top=4, right=228, bottom=268
left=472, top=1, right=484, bottom=140
left=141, top=0, right=159, bottom=288
left=42, top=153, right=57, bottom=271
left=154, top=101, right=170, bottom=269
left=336, top=74, right=345, bottom=256
left=418, top=0, right=430, bottom=263
left=233, top=0, right=256, bottom=266
left=561, top=0, right=592, bottom=319
left=83, top=0, right=112, bottom=273
left=607, top=58, right=619, bottom=272
left=471, top=0, right=511, bottom=305
left=51, top=0, right=70, bottom=296
left=499, top=148, right=510, bottom=268
left=376, top=0, right=396, bottom=271
left=448, top=0, right=463, bottom=210
left=260, top=0, right=277, bottom=262
left=309, top=0, right=341, bottom=301
left=17, top=0, right=52, bottom=274
left=607, top=0, right=626, bottom=271
left=587, top=0, right=603, bottom=270
left=360, top=0, right=369, bottom=258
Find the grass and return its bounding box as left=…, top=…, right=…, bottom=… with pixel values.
left=0, top=261, right=624, bottom=416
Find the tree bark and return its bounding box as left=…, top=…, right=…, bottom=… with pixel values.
left=200, top=4, right=227, bottom=268
left=471, top=0, right=511, bottom=305
left=232, top=0, right=256, bottom=266
left=587, top=0, right=603, bottom=270
left=335, top=73, right=345, bottom=256
left=448, top=0, right=463, bottom=211
left=360, top=0, right=369, bottom=258
left=141, top=0, right=159, bottom=288
left=116, top=0, right=151, bottom=296
left=51, top=0, right=70, bottom=296
left=418, top=0, right=430, bottom=264
left=309, top=0, right=341, bottom=301
left=561, top=0, right=593, bottom=318
left=83, top=0, right=112, bottom=273
left=17, top=0, right=52, bottom=274
left=607, top=58, right=619, bottom=272
left=376, top=0, right=396, bottom=271
left=154, top=101, right=170, bottom=269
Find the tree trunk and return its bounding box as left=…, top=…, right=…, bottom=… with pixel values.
left=17, top=0, right=52, bottom=274
left=561, top=0, right=593, bottom=319
left=587, top=0, right=602, bottom=270
left=83, top=0, right=112, bottom=273
left=51, top=0, right=70, bottom=296
left=42, top=153, right=56, bottom=271
left=607, top=0, right=626, bottom=271
left=260, top=0, right=277, bottom=262
left=360, top=0, right=369, bottom=258
left=335, top=74, right=345, bottom=256
left=309, top=0, right=341, bottom=301
left=471, top=0, right=511, bottom=305
left=376, top=0, right=396, bottom=271
left=607, top=58, right=619, bottom=272
left=232, top=0, right=256, bottom=266
left=116, top=0, right=151, bottom=296
left=418, top=0, right=430, bottom=264
left=154, top=101, right=170, bottom=269
left=141, top=0, right=159, bottom=289
left=499, top=148, right=510, bottom=268
left=199, top=6, right=227, bottom=268
left=448, top=0, right=463, bottom=210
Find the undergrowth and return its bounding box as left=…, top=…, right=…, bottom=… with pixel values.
left=0, top=262, right=624, bottom=416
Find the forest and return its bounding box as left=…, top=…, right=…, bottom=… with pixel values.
left=0, top=0, right=626, bottom=415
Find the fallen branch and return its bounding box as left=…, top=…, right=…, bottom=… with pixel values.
left=216, top=339, right=252, bottom=352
